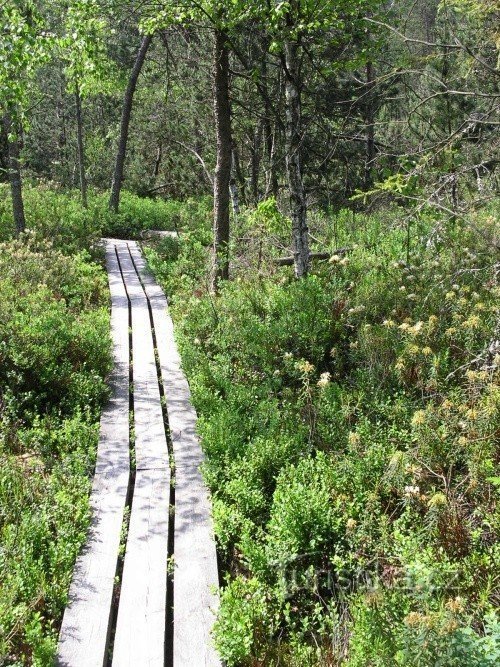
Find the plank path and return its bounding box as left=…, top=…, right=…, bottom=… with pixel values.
left=56, top=239, right=221, bottom=667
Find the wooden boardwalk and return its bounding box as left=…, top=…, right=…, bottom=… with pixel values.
left=57, top=240, right=220, bottom=667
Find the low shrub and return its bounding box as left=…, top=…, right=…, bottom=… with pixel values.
left=144, top=203, right=499, bottom=666
left=0, top=231, right=111, bottom=664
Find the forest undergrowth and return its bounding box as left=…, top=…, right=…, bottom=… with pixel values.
left=144, top=198, right=500, bottom=666
left=0, top=186, right=230, bottom=665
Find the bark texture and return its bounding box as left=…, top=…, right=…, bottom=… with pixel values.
left=3, top=114, right=26, bottom=235
left=109, top=34, right=153, bottom=212
left=75, top=86, right=88, bottom=208
left=212, top=28, right=232, bottom=290
left=364, top=61, right=376, bottom=190
left=283, top=38, right=309, bottom=278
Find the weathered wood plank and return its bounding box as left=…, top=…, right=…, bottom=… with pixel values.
left=56, top=242, right=130, bottom=667
left=111, top=467, right=170, bottom=667
left=115, top=242, right=169, bottom=471
left=128, top=242, right=221, bottom=667
left=112, top=241, right=170, bottom=666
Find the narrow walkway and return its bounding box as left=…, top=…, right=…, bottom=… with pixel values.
left=57, top=240, right=221, bottom=667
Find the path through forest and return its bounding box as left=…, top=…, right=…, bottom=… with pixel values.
left=56, top=240, right=221, bottom=667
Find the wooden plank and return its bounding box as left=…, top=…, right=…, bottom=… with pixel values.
left=112, top=241, right=170, bottom=666
left=115, top=242, right=169, bottom=471
left=111, top=467, right=170, bottom=667
left=128, top=242, right=221, bottom=667
left=56, top=241, right=130, bottom=667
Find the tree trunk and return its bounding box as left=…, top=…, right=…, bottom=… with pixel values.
left=75, top=85, right=88, bottom=208
left=3, top=114, right=26, bottom=235
left=283, top=38, right=309, bottom=278
left=212, top=28, right=232, bottom=290
left=230, top=146, right=240, bottom=215
left=260, top=37, right=278, bottom=200
left=250, top=121, right=262, bottom=204
left=109, top=34, right=153, bottom=212
left=364, top=61, right=376, bottom=190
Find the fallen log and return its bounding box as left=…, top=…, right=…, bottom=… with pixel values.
left=274, top=248, right=351, bottom=266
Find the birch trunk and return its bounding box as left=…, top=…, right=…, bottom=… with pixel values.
left=75, top=85, right=88, bottom=208
left=212, top=28, right=232, bottom=290
left=283, top=39, right=309, bottom=278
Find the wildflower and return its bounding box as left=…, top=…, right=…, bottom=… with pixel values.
left=348, top=432, right=361, bottom=446
left=411, top=410, right=426, bottom=426
left=422, top=346, right=433, bottom=356
left=329, top=254, right=341, bottom=264
left=446, top=597, right=464, bottom=614
left=284, top=352, right=293, bottom=359
left=409, top=321, right=423, bottom=335
left=445, top=327, right=457, bottom=337
left=295, top=360, right=315, bottom=374
left=463, top=315, right=480, bottom=329
left=194, top=337, right=201, bottom=345
left=399, top=285, right=406, bottom=292
left=349, top=341, right=359, bottom=349
left=445, top=291, right=455, bottom=300
left=383, top=319, right=396, bottom=328
left=407, top=293, right=417, bottom=300
left=317, top=372, right=331, bottom=388
left=346, top=518, right=357, bottom=530
left=399, top=322, right=410, bottom=331
left=395, top=358, right=405, bottom=372
left=340, top=257, right=349, bottom=266
left=404, top=612, right=425, bottom=627
left=273, top=370, right=281, bottom=376
left=330, top=347, right=337, bottom=357
left=404, top=485, right=420, bottom=497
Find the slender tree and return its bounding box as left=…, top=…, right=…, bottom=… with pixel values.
left=0, top=1, right=50, bottom=235
left=74, top=83, right=88, bottom=207
left=282, top=32, right=309, bottom=277
left=212, top=27, right=232, bottom=288
left=109, top=33, right=153, bottom=212
left=3, top=114, right=26, bottom=234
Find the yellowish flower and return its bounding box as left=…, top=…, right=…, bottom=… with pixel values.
left=348, top=431, right=361, bottom=446
left=463, top=315, right=480, bottom=329
left=412, top=410, right=426, bottom=426
left=295, top=360, right=315, bottom=374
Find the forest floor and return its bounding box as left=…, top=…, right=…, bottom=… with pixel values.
left=0, top=186, right=498, bottom=666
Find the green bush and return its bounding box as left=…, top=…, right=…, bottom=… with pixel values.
left=144, top=203, right=499, bottom=666
left=0, top=183, right=182, bottom=249
left=0, top=231, right=111, bottom=664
